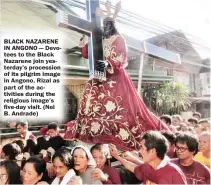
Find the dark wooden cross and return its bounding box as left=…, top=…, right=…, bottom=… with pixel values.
left=56, top=0, right=105, bottom=80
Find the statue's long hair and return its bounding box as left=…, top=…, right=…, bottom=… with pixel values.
left=103, top=17, right=119, bottom=39
left=96, top=1, right=121, bottom=38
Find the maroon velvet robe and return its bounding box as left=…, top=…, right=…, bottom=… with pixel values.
left=64, top=34, right=170, bottom=150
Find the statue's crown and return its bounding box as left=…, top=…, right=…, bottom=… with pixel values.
left=96, top=0, right=121, bottom=22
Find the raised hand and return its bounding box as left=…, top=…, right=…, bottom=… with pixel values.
left=39, top=149, right=48, bottom=158
left=109, top=144, right=119, bottom=159
left=46, top=162, right=55, bottom=178
left=91, top=168, right=108, bottom=181
left=23, top=152, right=30, bottom=160
left=68, top=175, right=83, bottom=185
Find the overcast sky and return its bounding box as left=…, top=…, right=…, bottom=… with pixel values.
left=75, top=0, right=210, bottom=58
left=117, top=0, right=211, bottom=58
left=122, top=0, right=211, bottom=44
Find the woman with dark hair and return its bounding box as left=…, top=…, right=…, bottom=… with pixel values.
left=12, top=140, right=25, bottom=153
left=51, top=148, right=76, bottom=185
left=90, top=144, right=121, bottom=184
left=72, top=146, right=103, bottom=184
left=0, top=160, right=22, bottom=185
left=1, top=143, right=21, bottom=160
left=21, top=157, right=48, bottom=185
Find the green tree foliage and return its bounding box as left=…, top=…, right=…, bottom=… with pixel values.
left=143, top=82, right=191, bottom=115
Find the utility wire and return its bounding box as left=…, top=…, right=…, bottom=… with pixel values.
left=116, top=19, right=204, bottom=58
left=66, top=0, right=210, bottom=50
left=61, top=0, right=206, bottom=57
left=100, top=0, right=209, bottom=46
left=99, top=0, right=210, bottom=50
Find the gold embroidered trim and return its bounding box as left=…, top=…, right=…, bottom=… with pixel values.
left=103, top=35, right=125, bottom=64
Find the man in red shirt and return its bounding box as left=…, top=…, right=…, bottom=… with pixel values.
left=110, top=131, right=187, bottom=184
left=171, top=133, right=210, bottom=184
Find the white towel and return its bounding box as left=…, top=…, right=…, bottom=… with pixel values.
left=51, top=169, right=75, bottom=185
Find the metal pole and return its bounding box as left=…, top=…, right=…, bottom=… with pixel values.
left=137, top=42, right=145, bottom=96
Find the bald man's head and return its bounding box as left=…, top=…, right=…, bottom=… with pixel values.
left=199, top=132, right=210, bottom=154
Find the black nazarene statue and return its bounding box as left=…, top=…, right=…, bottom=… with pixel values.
left=64, top=0, right=170, bottom=151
